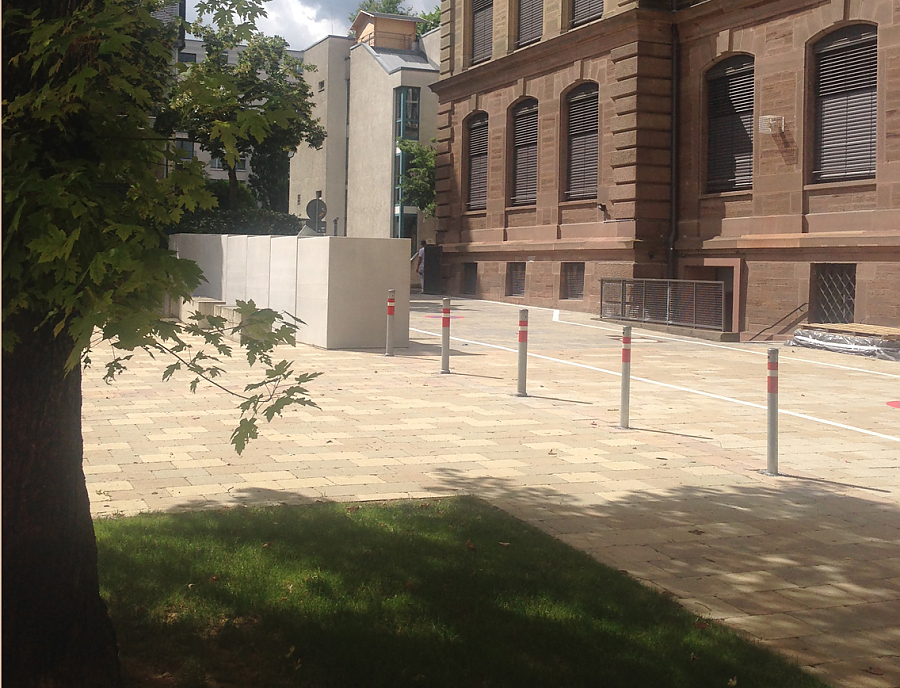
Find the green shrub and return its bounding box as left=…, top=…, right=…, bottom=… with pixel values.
left=205, top=179, right=258, bottom=210
left=173, top=208, right=304, bottom=236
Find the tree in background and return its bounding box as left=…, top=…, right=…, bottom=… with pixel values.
left=3, top=0, right=318, bottom=683
left=398, top=139, right=437, bottom=218
left=348, top=0, right=410, bottom=24
left=157, top=8, right=325, bottom=211
left=248, top=137, right=291, bottom=212
left=418, top=5, right=441, bottom=34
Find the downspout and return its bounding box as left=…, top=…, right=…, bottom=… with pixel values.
left=666, top=3, right=680, bottom=279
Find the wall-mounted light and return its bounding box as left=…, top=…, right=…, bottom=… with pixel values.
left=758, top=115, right=784, bottom=134
left=598, top=202, right=608, bottom=213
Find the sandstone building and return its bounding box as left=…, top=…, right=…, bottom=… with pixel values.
left=431, top=0, right=900, bottom=336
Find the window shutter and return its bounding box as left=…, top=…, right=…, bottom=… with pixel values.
left=706, top=56, right=754, bottom=193
left=512, top=100, right=538, bottom=206
left=472, top=0, right=493, bottom=64
left=467, top=115, right=489, bottom=211
left=814, top=26, right=877, bottom=182
left=566, top=83, right=599, bottom=200
left=517, top=0, right=542, bottom=46
left=572, top=0, right=602, bottom=26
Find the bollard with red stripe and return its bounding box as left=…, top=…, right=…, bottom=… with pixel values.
left=766, top=348, right=779, bottom=475
left=619, top=326, right=632, bottom=429
left=440, top=298, right=450, bottom=374
left=385, top=289, right=395, bottom=357
left=517, top=309, right=528, bottom=397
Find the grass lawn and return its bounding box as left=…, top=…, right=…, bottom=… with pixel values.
left=96, top=496, right=829, bottom=688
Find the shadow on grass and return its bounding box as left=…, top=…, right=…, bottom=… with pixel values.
left=96, top=483, right=844, bottom=688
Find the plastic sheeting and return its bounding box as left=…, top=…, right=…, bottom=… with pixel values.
left=788, top=328, right=900, bottom=362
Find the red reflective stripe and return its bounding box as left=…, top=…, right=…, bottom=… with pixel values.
left=623, top=337, right=632, bottom=345
left=768, top=362, right=778, bottom=371
left=387, top=306, right=395, bottom=315
left=768, top=377, right=778, bottom=394
left=622, top=349, right=631, bottom=363
left=442, top=318, right=450, bottom=327
left=519, top=331, right=527, bottom=343
left=519, top=320, right=528, bottom=327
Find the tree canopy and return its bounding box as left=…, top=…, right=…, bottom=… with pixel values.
left=398, top=139, right=437, bottom=218
left=156, top=7, right=325, bottom=210
left=419, top=5, right=441, bottom=34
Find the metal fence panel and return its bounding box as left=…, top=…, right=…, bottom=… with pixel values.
left=600, top=278, right=724, bottom=330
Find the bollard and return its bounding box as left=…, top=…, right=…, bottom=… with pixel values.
left=766, top=347, right=779, bottom=475
left=517, top=309, right=528, bottom=397
left=619, top=325, right=632, bottom=429
left=441, top=298, right=451, bottom=374
left=385, top=289, right=395, bottom=357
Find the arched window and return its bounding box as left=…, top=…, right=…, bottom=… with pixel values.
left=572, top=0, right=602, bottom=26
left=471, top=0, right=493, bottom=64
left=565, top=83, right=599, bottom=200
left=467, top=114, right=489, bottom=211
left=813, top=24, right=877, bottom=182
left=517, top=0, right=542, bottom=47
left=511, top=100, right=539, bottom=206
left=706, top=55, right=754, bottom=192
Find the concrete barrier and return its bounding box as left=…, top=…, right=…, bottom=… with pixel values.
left=169, top=234, right=410, bottom=349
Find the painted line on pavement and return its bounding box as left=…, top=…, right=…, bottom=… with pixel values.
left=550, top=310, right=900, bottom=381
left=409, top=327, right=900, bottom=444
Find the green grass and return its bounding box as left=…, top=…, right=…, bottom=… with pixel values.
left=95, top=497, right=828, bottom=688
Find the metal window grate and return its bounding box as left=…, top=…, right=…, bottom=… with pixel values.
left=600, top=279, right=725, bottom=330
left=463, top=263, right=478, bottom=295
left=811, top=263, right=856, bottom=323
left=507, top=262, right=526, bottom=296
left=561, top=263, right=585, bottom=300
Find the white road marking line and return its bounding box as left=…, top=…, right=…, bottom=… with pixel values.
left=551, top=316, right=900, bottom=380
left=409, top=327, right=900, bottom=444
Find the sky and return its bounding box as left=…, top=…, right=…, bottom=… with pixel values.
left=187, top=0, right=437, bottom=52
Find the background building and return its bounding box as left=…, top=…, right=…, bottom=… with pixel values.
left=290, top=14, right=440, bottom=248
left=431, top=0, right=900, bottom=337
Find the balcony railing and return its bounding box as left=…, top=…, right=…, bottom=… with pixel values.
left=359, top=31, right=417, bottom=51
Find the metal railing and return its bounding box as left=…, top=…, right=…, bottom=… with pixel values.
left=600, top=278, right=725, bottom=331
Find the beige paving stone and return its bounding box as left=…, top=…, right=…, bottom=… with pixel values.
left=83, top=465, right=123, bottom=475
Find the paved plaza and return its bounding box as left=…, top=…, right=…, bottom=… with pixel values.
left=83, top=295, right=900, bottom=688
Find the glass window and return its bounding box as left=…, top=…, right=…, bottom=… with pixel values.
left=511, top=100, right=538, bottom=206
left=706, top=55, right=754, bottom=192
left=813, top=25, right=877, bottom=182
left=566, top=83, right=599, bottom=200
left=467, top=114, right=489, bottom=211
left=472, top=0, right=493, bottom=64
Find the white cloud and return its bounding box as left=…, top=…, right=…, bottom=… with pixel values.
left=187, top=0, right=439, bottom=53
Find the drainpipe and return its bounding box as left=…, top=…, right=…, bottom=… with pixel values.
left=666, top=3, right=680, bottom=279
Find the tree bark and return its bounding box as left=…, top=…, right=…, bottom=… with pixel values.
left=2, top=312, right=122, bottom=687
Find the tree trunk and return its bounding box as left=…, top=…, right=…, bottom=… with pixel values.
left=2, top=312, right=122, bottom=687
left=228, top=164, right=239, bottom=211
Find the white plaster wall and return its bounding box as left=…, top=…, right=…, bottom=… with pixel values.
left=223, top=235, right=248, bottom=305
left=346, top=46, right=395, bottom=238
left=169, top=234, right=227, bottom=299
left=289, top=37, right=352, bottom=234
left=268, top=236, right=299, bottom=317
left=246, top=236, right=271, bottom=307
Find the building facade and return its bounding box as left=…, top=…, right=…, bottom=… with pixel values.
left=431, top=0, right=900, bottom=336
left=290, top=14, right=440, bottom=248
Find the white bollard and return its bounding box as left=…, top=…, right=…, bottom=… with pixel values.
left=385, top=289, right=395, bottom=357
left=517, top=309, right=528, bottom=397
left=620, top=325, right=632, bottom=429
left=766, top=347, right=779, bottom=475
left=441, top=298, right=450, bottom=374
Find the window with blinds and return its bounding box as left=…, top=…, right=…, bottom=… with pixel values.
left=560, top=263, right=585, bottom=300
left=467, top=114, right=489, bottom=211
left=572, top=0, right=602, bottom=26
left=566, top=83, right=599, bottom=200
left=814, top=25, right=877, bottom=183
left=507, top=263, right=526, bottom=296
left=517, top=0, right=542, bottom=47
left=511, top=100, right=538, bottom=206
left=472, top=0, right=493, bottom=64
left=706, top=55, right=754, bottom=193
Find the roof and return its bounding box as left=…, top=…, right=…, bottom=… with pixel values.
left=356, top=43, right=439, bottom=75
